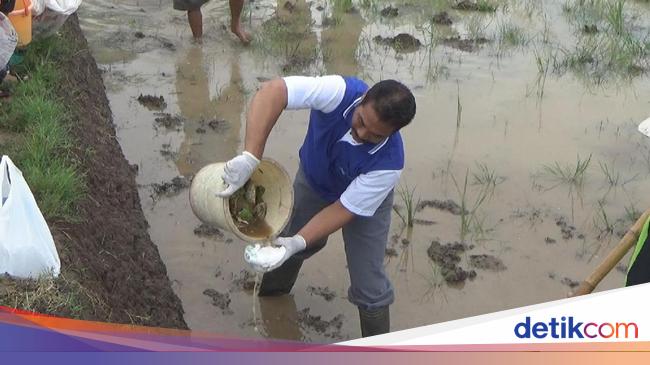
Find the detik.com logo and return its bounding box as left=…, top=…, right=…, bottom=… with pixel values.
left=514, top=316, right=638, bottom=339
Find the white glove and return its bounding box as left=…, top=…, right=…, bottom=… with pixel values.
left=244, top=235, right=307, bottom=273
left=215, top=151, right=260, bottom=198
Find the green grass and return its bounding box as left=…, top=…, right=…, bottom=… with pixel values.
left=0, top=34, right=85, bottom=220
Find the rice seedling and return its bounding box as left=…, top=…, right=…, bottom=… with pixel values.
left=540, top=154, right=592, bottom=192
left=593, top=198, right=615, bottom=238
left=472, top=162, right=505, bottom=196
left=497, top=22, right=527, bottom=48
left=456, top=82, right=462, bottom=128
left=452, top=169, right=492, bottom=242
left=393, top=184, right=420, bottom=228
left=598, top=161, right=620, bottom=187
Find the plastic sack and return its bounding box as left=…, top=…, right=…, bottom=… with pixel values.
left=32, top=0, right=45, bottom=16
left=0, top=13, right=17, bottom=68
left=0, top=156, right=61, bottom=278
left=32, top=0, right=81, bottom=39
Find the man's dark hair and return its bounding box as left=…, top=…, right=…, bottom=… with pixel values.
left=361, top=79, right=416, bottom=130
left=0, top=0, right=15, bottom=15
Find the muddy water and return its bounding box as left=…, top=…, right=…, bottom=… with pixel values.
left=79, top=0, right=650, bottom=342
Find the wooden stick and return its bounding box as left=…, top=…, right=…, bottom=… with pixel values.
left=570, top=209, right=650, bottom=297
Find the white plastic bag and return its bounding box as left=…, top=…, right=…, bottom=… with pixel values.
left=44, top=0, right=82, bottom=15
left=0, top=156, right=61, bottom=278
left=33, top=0, right=82, bottom=39
left=32, top=0, right=46, bottom=17
left=0, top=13, right=17, bottom=68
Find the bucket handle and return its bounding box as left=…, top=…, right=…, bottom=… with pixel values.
left=9, top=0, right=32, bottom=16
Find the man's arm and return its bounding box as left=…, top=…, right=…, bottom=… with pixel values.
left=244, top=78, right=288, bottom=159
left=298, top=200, right=355, bottom=245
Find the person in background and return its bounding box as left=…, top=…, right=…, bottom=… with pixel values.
left=0, top=0, right=16, bottom=95
left=217, top=75, right=416, bottom=337
left=173, top=0, right=250, bottom=44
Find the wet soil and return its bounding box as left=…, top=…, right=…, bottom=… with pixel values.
left=380, top=6, right=399, bottom=18
left=154, top=112, right=184, bottom=130
left=373, top=33, right=422, bottom=53
left=297, top=308, right=344, bottom=338
left=28, top=16, right=187, bottom=328
left=230, top=270, right=257, bottom=291
left=417, top=199, right=465, bottom=215
left=427, top=240, right=477, bottom=284
left=151, top=176, right=191, bottom=198
left=203, top=289, right=234, bottom=314
left=306, top=286, right=336, bottom=302
left=137, top=94, right=167, bottom=110
left=432, top=11, right=453, bottom=26
left=452, top=1, right=496, bottom=12
left=442, top=36, right=491, bottom=52
left=193, top=223, right=224, bottom=239
left=470, top=254, right=507, bottom=272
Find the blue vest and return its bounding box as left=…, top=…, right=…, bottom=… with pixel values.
left=299, top=77, right=405, bottom=202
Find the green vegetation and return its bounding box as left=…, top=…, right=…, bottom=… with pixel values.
left=0, top=35, right=85, bottom=220
left=393, top=184, right=420, bottom=228
left=558, top=0, right=649, bottom=82
left=452, top=169, right=493, bottom=242
left=540, top=154, right=592, bottom=192
left=0, top=33, right=98, bottom=318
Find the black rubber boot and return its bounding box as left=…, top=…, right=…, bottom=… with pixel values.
left=358, top=306, right=390, bottom=337
left=258, top=256, right=303, bottom=296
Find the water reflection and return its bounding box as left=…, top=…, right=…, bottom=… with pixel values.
left=258, top=295, right=304, bottom=341
left=174, top=46, right=245, bottom=175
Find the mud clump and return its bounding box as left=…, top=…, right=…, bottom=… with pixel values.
left=442, top=36, right=490, bottom=52
left=159, top=143, right=178, bottom=161
left=417, top=199, right=465, bottom=215
left=545, top=237, right=557, bottom=244
left=470, top=254, right=507, bottom=272
left=452, top=0, right=496, bottom=12
left=203, top=289, right=233, bottom=314
left=154, top=113, right=183, bottom=130
left=380, top=5, right=398, bottom=17
left=151, top=176, right=191, bottom=197
left=432, top=11, right=453, bottom=25
left=137, top=94, right=167, bottom=110
left=413, top=219, right=436, bottom=226
left=583, top=24, right=598, bottom=34
left=561, top=277, right=580, bottom=289
left=230, top=270, right=257, bottom=291
left=427, top=240, right=476, bottom=284
left=206, top=118, right=229, bottom=133
left=307, top=286, right=336, bottom=301
left=385, top=247, right=398, bottom=257
left=193, top=224, right=224, bottom=239
left=373, top=33, right=422, bottom=53
left=555, top=216, right=578, bottom=240
left=297, top=308, right=344, bottom=338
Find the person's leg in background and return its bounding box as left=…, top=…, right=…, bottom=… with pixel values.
left=173, top=0, right=208, bottom=41
left=187, top=7, right=203, bottom=40
left=342, top=191, right=395, bottom=337
left=229, top=0, right=250, bottom=44
left=258, top=166, right=330, bottom=296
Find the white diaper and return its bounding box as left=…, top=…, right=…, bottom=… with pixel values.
left=244, top=244, right=286, bottom=272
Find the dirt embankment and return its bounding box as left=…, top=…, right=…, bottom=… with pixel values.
left=47, top=16, right=187, bottom=329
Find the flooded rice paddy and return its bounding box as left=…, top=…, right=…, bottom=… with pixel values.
left=79, top=0, right=650, bottom=342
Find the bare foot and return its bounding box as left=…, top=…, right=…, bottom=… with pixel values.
left=231, top=23, right=251, bottom=45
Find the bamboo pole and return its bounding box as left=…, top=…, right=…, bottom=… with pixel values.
left=570, top=209, right=650, bottom=297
